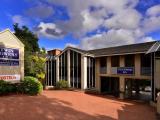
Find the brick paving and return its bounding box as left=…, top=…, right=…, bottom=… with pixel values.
left=0, top=90, right=156, bottom=120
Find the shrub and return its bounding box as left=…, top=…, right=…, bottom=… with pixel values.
left=55, top=80, right=69, bottom=89
left=0, top=80, right=16, bottom=95
left=22, top=76, right=43, bottom=95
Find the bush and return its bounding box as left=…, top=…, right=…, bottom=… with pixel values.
left=0, top=76, right=43, bottom=96
left=55, top=80, right=69, bottom=89
left=22, top=76, right=43, bottom=95
left=0, top=80, right=16, bottom=95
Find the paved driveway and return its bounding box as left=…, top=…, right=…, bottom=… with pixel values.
left=0, top=90, right=156, bottom=120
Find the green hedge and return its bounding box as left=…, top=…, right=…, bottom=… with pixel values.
left=55, top=80, right=69, bottom=89
left=0, top=76, right=43, bottom=96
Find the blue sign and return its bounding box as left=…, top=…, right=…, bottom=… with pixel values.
left=117, top=67, right=134, bottom=75
left=0, top=59, right=19, bottom=66
left=0, top=48, right=19, bottom=59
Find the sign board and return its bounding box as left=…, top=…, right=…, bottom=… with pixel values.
left=0, top=75, right=20, bottom=81
left=117, top=67, right=134, bottom=75
left=0, top=48, right=19, bottom=59
left=0, top=59, right=19, bottom=66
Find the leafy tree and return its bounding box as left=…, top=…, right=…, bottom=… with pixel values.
left=13, top=23, right=39, bottom=52
left=13, top=23, right=46, bottom=80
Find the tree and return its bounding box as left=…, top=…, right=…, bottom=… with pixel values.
left=13, top=23, right=46, bottom=79
left=13, top=23, right=39, bottom=52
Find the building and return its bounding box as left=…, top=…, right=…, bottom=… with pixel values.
left=46, top=41, right=160, bottom=101
left=0, top=29, right=24, bottom=82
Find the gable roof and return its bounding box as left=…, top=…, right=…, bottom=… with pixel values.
left=87, top=41, right=157, bottom=57
left=0, top=29, right=24, bottom=47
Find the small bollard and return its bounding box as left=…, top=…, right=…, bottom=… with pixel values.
left=157, top=92, right=160, bottom=114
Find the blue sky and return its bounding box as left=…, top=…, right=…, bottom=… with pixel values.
left=0, top=0, right=160, bottom=50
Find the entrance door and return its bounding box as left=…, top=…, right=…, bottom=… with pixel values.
left=101, top=77, right=119, bottom=97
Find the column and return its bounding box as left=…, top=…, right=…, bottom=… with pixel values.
left=56, top=57, right=59, bottom=82
left=81, top=56, right=87, bottom=90
left=67, top=50, right=71, bottom=87
left=95, top=58, right=101, bottom=92
left=51, top=57, right=53, bottom=86
left=119, top=76, right=125, bottom=99
left=107, top=56, right=111, bottom=74
left=135, top=54, right=141, bottom=77
left=119, top=56, right=125, bottom=99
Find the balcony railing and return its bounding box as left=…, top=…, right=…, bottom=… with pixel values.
left=100, top=67, right=107, bottom=74
left=141, top=67, right=151, bottom=76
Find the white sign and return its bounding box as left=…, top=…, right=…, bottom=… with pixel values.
left=0, top=75, right=20, bottom=81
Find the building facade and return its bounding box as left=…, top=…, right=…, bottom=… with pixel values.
left=46, top=41, right=160, bottom=101
left=0, top=29, right=24, bottom=82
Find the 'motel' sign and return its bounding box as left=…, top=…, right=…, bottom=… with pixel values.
left=117, top=67, right=134, bottom=75
left=0, top=48, right=19, bottom=59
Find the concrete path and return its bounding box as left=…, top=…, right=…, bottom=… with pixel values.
left=0, top=90, right=156, bottom=120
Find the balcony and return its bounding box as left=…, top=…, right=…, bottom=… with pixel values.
left=100, top=67, right=107, bottom=74
left=141, top=67, right=151, bottom=76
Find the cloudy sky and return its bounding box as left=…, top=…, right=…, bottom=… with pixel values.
left=0, top=0, right=160, bottom=50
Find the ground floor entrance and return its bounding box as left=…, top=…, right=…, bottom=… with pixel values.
left=101, top=77, right=119, bottom=97
left=125, top=79, right=151, bottom=101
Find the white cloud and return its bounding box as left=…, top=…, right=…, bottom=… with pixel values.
left=32, top=0, right=158, bottom=49
left=146, top=5, right=160, bottom=17
left=12, top=15, right=28, bottom=25
left=26, top=4, right=54, bottom=19
left=104, top=9, right=142, bottom=29
left=65, top=43, right=78, bottom=48
left=35, top=22, right=65, bottom=38
left=141, top=5, right=160, bottom=33
left=80, top=29, right=135, bottom=50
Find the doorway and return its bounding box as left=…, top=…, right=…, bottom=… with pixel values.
left=101, top=77, right=119, bottom=97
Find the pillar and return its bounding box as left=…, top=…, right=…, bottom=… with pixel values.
left=107, top=56, right=111, bottom=74
left=95, top=58, right=101, bottom=92
left=67, top=50, right=71, bottom=87
left=119, top=56, right=125, bottom=99
left=135, top=54, right=141, bottom=77
left=56, top=57, right=59, bottom=82
left=81, top=56, right=87, bottom=90
left=119, top=77, right=125, bottom=99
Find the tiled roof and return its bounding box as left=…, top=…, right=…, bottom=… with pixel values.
left=87, top=41, right=158, bottom=57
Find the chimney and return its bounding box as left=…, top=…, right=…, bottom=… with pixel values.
left=47, top=49, right=62, bottom=56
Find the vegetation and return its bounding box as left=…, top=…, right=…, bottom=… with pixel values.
left=21, top=76, right=43, bottom=95
left=0, top=80, right=16, bottom=95
left=13, top=23, right=46, bottom=82
left=0, top=77, right=43, bottom=96
left=55, top=80, right=69, bottom=89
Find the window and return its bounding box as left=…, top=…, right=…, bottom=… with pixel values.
left=111, top=56, right=119, bottom=67
left=87, top=57, right=95, bottom=88
left=100, top=57, right=107, bottom=74
left=125, top=55, right=135, bottom=67
left=59, top=51, right=68, bottom=81
left=141, top=54, right=151, bottom=76
left=70, top=50, right=81, bottom=88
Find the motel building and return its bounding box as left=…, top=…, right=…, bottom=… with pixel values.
left=46, top=41, right=160, bottom=102
left=0, top=29, right=24, bottom=83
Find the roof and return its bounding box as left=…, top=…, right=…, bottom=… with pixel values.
left=47, top=41, right=160, bottom=58
left=87, top=41, right=158, bottom=57
left=0, top=29, right=24, bottom=47
left=146, top=41, right=160, bottom=54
